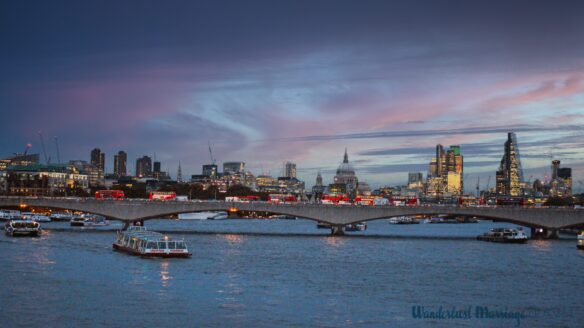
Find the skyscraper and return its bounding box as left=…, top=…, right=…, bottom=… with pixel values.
left=496, top=132, right=524, bottom=196
left=283, top=162, right=297, bottom=178
left=426, top=145, right=463, bottom=196
left=90, top=148, right=105, bottom=172
left=135, top=155, right=152, bottom=178
left=113, top=151, right=127, bottom=177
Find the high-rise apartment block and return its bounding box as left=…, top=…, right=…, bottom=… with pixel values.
left=113, top=151, right=127, bottom=177
left=135, top=156, right=152, bottom=178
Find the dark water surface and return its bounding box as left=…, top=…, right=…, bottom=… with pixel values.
left=1, top=219, right=583, bottom=327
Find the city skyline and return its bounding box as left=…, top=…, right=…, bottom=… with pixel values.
left=2, top=1, right=584, bottom=190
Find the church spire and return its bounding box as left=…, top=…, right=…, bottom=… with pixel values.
left=177, top=162, right=183, bottom=183
left=343, top=148, right=349, bottom=163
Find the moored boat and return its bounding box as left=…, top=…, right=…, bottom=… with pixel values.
left=345, top=222, right=367, bottom=231
left=112, top=226, right=191, bottom=258
left=4, top=220, right=41, bottom=237
left=83, top=215, right=109, bottom=226
left=477, top=228, right=528, bottom=243
left=50, top=212, right=73, bottom=221
left=21, top=212, right=51, bottom=222
left=70, top=215, right=86, bottom=226
left=577, top=232, right=584, bottom=250
left=388, top=216, right=419, bottom=224
left=316, top=222, right=331, bottom=229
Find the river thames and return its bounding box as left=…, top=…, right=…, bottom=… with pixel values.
left=1, top=219, right=583, bottom=327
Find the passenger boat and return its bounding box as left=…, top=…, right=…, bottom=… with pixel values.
left=477, top=228, right=528, bottom=243
left=112, top=226, right=191, bottom=258
left=388, top=216, right=419, bottom=224
left=4, top=220, right=41, bottom=237
left=0, top=210, right=21, bottom=221
left=70, top=215, right=86, bottom=226
left=50, top=212, right=73, bottom=221
left=316, top=222, right=331, bottom=229
left=577, top=232, right=584, bottom=250
left=428, top=217, right=459, bottom=224
left=21, top=212, right=51, bottom=222
left=345, top=222, right=367, bottom=231
left=83, top=215, right=109, bottom=226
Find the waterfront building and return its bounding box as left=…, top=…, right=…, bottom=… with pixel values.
left=2, top=163, right=89, bottom=196
left=0, top=153, right=39, bottom=171
left=136, top=156, right=152, bottom=178
left=496, top=132, right=524, bottom=196
left=256, top=174, right=278, bottom=192
left=223, top=162, right=245, bottom=175
left=113, top=151, right=127, bottom=177
left=69, top=160, right=103, bottom=187
left=283, top=162, right=297, bottom=178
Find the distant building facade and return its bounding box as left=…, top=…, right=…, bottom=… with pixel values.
left=283, top=162, right=297, bottom=178
left=223, top=162, right=245, bottom=175
left=136, top=156, right=152, bottom=178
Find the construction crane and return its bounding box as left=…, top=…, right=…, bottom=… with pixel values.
left=38, top=131, right=50, bottom=164
left=486, top=175, right=492, bottom=193
left=14, top=143, right=32, bottom=157
left=54, top=136, right=61, bottom=164
left=208, top=141, right=216, bottom=165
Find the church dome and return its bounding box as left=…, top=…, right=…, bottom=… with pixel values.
left=336, top=149, right=356, bottom=176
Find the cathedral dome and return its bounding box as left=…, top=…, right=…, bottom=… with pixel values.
left=336, top=148, right=355, bottom=175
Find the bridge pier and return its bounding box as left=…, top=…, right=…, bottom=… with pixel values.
left=330, top=225, right=345, bottom=236
left=530, top=227, right=559, bottom=239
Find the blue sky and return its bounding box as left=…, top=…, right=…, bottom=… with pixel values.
left=1, top=0, right=584, bottom=192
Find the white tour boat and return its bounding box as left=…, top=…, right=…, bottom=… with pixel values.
left=21, top=212, right=51, bottom=222
left=577, top=232, right=584, bottom=250
left=4, top=220, right=41, bottom=237
left=113, top=226, right=191, bottom=258
left=477, top=228, right=528, bottom=243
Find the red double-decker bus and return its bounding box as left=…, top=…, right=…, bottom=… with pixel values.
left=268, top=194, right=298, bottom=204
left=225, top=195, right=261, bottom=203
left=149, top=191, right=177, bottom=201
left=95, top=190, right=125, bottom=200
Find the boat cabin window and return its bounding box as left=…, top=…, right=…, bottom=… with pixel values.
left=158, top=241, right=167, bottom=249
left=168, top=242, right=176, bottom=250
left=176, top=242, right=186, bottom=249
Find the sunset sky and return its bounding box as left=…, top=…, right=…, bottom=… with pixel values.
left=2, top=0, right=584, bottom=191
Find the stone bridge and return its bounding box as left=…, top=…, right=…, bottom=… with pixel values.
left=2, top=196, right=584, bottom=237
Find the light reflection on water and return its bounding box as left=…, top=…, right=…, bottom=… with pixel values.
left=323, top=236, right=346, bottom=247
left=159, top=260, right=172, bottom=288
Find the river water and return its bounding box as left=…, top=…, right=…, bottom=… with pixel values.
left=1, top=218, right=583, bottom=327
